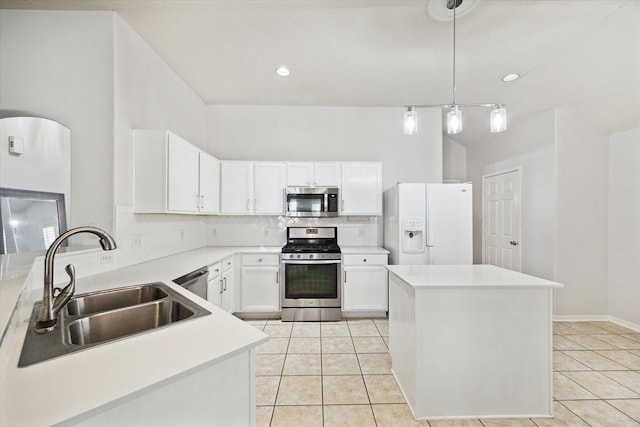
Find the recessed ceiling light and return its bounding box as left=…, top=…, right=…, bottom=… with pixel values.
left=502, top=73, right=520, bottom=82
left=276, top=66, right=291, bottom=77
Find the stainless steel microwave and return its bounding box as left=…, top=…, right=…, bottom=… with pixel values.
left=285, top=187, right=339, bottom=217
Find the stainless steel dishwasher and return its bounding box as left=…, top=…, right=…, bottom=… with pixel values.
left=173, top=266, right=209, bottom=300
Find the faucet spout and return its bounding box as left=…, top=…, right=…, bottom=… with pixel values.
left=35, top=226, right=117, bottom=333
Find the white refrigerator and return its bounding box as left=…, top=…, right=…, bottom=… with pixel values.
left=384, top=183, right=473, bottom=265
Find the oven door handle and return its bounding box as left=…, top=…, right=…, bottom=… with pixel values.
left=281, top=259, right=341, bottom=265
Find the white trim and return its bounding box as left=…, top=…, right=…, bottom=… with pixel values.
left=481, top=167, right=522, bottom=269
left=553, top=315, right=640, bottom=332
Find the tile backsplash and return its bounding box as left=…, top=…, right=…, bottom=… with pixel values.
left=206, top=215, right=381, bottom=247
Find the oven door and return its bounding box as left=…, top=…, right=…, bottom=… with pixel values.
left=281, top=259, right=341, bottom=308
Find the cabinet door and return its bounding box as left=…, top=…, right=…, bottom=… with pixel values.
left=341, top=163, right=382, bottom=215
left=286, top=163, right=313, bottom=186
left=167, top=133, right=200, bottom=212
left=342, top=266, right=388, bottom=311
left=313, top=163, right=341, bottom=186
left=207, top=278, right=222, bottom=307
left=221, top=268, right=235, bottom=313
left=254, top=162, right=286, bottom=214
left=198, top=151, right=220, bottom=214
left=241, top=266, right=280, bottom=311
left=220, top=162, right=253, bottom=214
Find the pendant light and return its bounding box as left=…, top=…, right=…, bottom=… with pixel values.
left=403, top=0, right=507, bottom=135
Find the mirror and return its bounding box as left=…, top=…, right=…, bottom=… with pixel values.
left=0, top=187, right=67, bottom=254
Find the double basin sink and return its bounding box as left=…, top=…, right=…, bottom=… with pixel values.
left=19, top=282, right=211, bottom=367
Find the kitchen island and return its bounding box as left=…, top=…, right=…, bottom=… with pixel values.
left=386, top=264, right=563, bottom=421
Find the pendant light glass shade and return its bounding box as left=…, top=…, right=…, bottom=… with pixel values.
left=447, top=106, right=462, bottom=134
left=490, top=106, right=507, bottom=133
left=404, top=107, right=418, bottom=135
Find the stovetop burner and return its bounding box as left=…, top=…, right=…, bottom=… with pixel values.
left=281, top=243, right=341, bottom=254
left=281, top=226, right=341, bottom=254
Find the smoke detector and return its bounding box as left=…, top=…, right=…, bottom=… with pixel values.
left=427, top=0, right=480, bottom=22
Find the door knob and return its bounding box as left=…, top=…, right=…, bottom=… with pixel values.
left=510, top=241, right=519, bottom=246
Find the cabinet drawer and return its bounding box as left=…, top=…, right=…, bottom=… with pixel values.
left=343, top=254, right=388, bottom=266
left=242, top=254, right=280, bottom=266
left=222, top=256, right=234, bottom=272
left=208, top=262, right=222, bottom=279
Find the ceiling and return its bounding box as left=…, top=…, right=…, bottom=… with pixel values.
left=1, top=0, right=639, bottom=139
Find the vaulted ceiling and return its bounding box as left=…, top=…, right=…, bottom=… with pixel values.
left=2, top=0, right=639, bottom=138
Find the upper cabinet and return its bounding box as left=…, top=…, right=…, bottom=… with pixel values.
left=340, top=162, right=382, bottom=216
left=286, top=162, right=340, bottom=187
left=220, top=161, right=286, bottom=215
left=134, top=130, right=219, bottom=214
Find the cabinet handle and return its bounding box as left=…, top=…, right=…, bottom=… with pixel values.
left=258, top=258, right=262, bottom=262
left=219, top=279, right=224, bottom=294
left=246, top=199, right=250, bottom=211
left=344, top=270, right=347, bottom=283
left=254, top=198, right=257, bottom=210
left=276, top=271, right=279, bottom=284
left=223, top=277, right=227, bottom=291
left=201, top=195, right=205, bottom=209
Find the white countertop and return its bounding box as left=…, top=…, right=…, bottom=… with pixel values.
left=341, top=246, right=390, bottom=254
left=386, top=264, right=564, bottom=288
left=0, top=246, right=280, bottom=427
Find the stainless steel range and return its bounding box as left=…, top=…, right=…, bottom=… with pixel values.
left=280, top=227, right=341, bottom=322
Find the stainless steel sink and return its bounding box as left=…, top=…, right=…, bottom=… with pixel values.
left=19, top=282, right=210, bottom=367
left=67, top=300, right=194, bottom=345
left=66, top=285, right=169, bottom=315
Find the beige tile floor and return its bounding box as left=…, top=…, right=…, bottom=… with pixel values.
left=248, top=319, right=640, bottom=427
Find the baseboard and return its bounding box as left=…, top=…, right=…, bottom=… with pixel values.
left=553, top=314, right=640, bottom=332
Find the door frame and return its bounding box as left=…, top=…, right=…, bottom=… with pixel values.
left=481, top=167, right=522, bottom=270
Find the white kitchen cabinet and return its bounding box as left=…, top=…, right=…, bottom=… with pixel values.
left=133, top=129, right=220, bottom=214
left=220, top=161, right=285, bottom=215
left=340, top=162, right=382, bottom=215
left=220, top=161, right=253, bottom=214
left=207, top=262, right=222, bottom=307
left=286, top=162, right=340, bottom=187
left=220, top=256, right=235, bottom=313
left=342, top=253, right=388, bottom=313
left=254, top=162, right=286, bottom=214
left=198, top=151, right=220, bottom=214
left=240, top=254, right=280, bottom=312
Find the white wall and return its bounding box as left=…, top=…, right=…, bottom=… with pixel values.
left=207, top=105, right=443, bottom=190
left=554, top=109, right=609, bottom=317
left=1, top=10, right=211, bottom=265
left=112, top=15, right=209, bottom=262
left=443, top=137, right=467, bottom=182
left=466, top=110, right=557, bottom=281
left=608, top=128, right=640, bottom=325
left=0, top=10, right=114, bottom=236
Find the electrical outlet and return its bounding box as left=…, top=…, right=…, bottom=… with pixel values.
left=132, top=234, right=142, bottom=248
left=100, top=253, right=113, bottom=264
left=180, top=229, right=185, bottom=240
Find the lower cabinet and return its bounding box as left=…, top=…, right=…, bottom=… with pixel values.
left=342, top=253, right=389, bottom=312
left=240, top=254, right=280, bottom=312
left=220, top=256, right=235, bottom=313
left=207, top=261, right=222, bottom=307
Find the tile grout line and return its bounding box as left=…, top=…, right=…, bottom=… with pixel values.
left=348, top=319, right=378, bottom=427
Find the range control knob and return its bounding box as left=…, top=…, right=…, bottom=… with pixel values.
left=309, top=254, right=314, bottom=259
left=289, top=254, right=294, bottom=259
left=297, top=254, right=301, bottom=259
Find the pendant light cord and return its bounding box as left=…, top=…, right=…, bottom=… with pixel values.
left=452, top=2, right=457, bottom=106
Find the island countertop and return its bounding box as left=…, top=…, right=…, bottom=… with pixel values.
left=386, top=264, right=563, bottom=288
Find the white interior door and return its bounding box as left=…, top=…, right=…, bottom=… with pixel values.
left=482, top=169, right=521, bottom=271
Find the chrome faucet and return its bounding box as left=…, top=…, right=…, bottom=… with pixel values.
left=35, top=226, right=117, bottom=333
